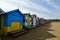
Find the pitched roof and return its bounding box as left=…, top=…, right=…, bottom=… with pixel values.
left=6, top=9, right=23, bottom=16
left=23, top=13, right=31, bottom=17
left=0, top=8, right=4, bottom=13
left=0, top=8, right=5, bottom=14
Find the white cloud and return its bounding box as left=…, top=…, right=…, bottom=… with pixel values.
left=19, top=0, right=56, bottom=18
left=0, top=0, right=60, bottom=19
left=0, top=0, right=18, bottom=12
left=0, top=0, right=52, bottom=14
left=16, top=0, right=53, bottom=18
left=19, top=0, right=52, bottom=13
left=42, top=0, right=59, bottom=9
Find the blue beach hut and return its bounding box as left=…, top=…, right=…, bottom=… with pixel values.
left=0, top=9, right=24, bottom=35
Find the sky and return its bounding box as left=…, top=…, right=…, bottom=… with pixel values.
left=0, top=0, right=60, bottom=19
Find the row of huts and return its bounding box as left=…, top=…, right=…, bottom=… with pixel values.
left=0, top=8, right=49, bottom=37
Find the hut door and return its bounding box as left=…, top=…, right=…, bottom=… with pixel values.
left=11, top=22, right=21, bottom=31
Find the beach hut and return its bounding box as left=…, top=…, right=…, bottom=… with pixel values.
left=23, top=13, right=31, bottom=29
left=0, top=9, right=24, bottom=35
left=39, top=18, right=46, bottom=25
left=36, top=17, right=39, bottom=26
left=31, top=14, right=37, bottom=27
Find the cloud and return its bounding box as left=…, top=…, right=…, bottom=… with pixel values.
left=0, top=0, right=18, bottom=12
left=0, top=0, right=60, bottom=19
left=19, top=0, right=52, bottom=14
left=42, top=0, right=59, bottom=9
left=5, top=0, right=57, bottom=19
left=19, top=0, right=57, bottom=18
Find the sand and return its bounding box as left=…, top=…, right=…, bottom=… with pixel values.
left=47, top=22, right=60, bottom=40
left=2, top=22, right=60, bottom=40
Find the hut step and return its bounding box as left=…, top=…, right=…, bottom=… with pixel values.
left=8, top=29, right=28, bottom=37
left=12, top=30, right=28, bottom=37
left=9, top=29, right=26, bottom=35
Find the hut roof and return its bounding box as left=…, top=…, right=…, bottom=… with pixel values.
left=0, top=8, right=5, bottom=14
left=23, top=13, right=31, bottom=17
left=5, top=9, right=23, bottom=16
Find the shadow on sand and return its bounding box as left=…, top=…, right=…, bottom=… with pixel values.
left=38, top=23, right=56, bottom=40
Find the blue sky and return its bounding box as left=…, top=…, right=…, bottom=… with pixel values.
left=0, top=0, right=60, bottom=19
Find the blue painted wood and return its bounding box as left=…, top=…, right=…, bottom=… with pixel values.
left=4, top=9, right=24, bottom=27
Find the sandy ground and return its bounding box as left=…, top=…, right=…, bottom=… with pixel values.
left=47, top=22, right=60, bottom=40
left=2, top=22, right=60, bottom=40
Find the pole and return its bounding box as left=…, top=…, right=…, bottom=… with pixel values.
left=18, top=0, right=20, bottom=9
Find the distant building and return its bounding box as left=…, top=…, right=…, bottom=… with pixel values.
left=31, top=14, right=37, bottom=27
